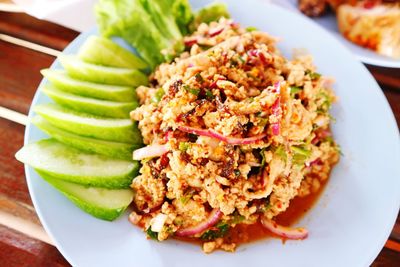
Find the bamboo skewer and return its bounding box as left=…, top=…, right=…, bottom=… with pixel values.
left=0, top=34, right=61, bottom=57
left=0, top=106, right=28, bottom=125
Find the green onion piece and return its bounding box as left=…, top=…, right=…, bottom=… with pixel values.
left=195, top=73, right=204, bottom=83
left=246, top=26, right=258, bottom=32
left=291, top=145, right=311, bottom=165
left=200, top=221, right=229, bottom=241
left=290, top=86, right=303, bottom=95
left=179, top=142, right=190, bottom=152
left=260, top=148, right=267, bottom=167
left=205, top=90, right=214, bottom=100
left=274, top=146, right=287, bottom=161
left=152, top=88, right=165, bottom=103
left=183, top=85, right=200, bottom=96
left=230, top=213, right=245, bottom=224
left=146, top=227, right=158, bottom=240
left=305, top=70, right=321, bottom=80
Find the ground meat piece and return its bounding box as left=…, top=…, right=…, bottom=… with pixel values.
left=131, top=164, right=166, bottom=212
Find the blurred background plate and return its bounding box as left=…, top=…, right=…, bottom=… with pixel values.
left=277, top=0, right=400, bottom=68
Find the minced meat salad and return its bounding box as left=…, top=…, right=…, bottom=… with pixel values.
left=129, top=18, right=340, bottom=253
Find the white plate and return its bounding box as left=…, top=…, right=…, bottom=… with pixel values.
left=24, top=0, right=400, bottom=266
left=277, top=0, right=400, bottom=68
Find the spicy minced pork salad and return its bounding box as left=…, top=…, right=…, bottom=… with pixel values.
left=129, top=18, right=340, bottom=253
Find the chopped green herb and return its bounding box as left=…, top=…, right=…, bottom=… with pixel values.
left=260, top=197, right=271, bottom=212
left=246, top=26, right=258, bottom=32
left=274, top=146, right=287, bottom=161
left=248, top=97, right=254, bottom=103
left=238, top=56, right=246, bottom=63
left=316, top=91, right=332, bottom=113
left=200, top=221, right=229, bottom=241
left=183, top=85, right=200, bottom=96
left=230, top=213, right=245, bottom=224
left=188, top=133, right=198, bottom=141
left=260, top=148, right=267, bottom=167
left=199, top=44, right=213, bottom=50
left=258, top=117, right=268, bottom=127
left=180, top=189, right=195, bottom=204
left=291, top=146, right=311, bottom=156
left=234, top=169, right=241, bottom=177
left=195, top=73, right=204, bottom=83
left=146, top=227, right=158, bottom=241
left=290, top=86, right=303, bottom=95
left=151, top=88, right=165, bottom=103
left=305, top=70, right=321, bottom=80
left=229, top=58, right=239, bottom=67
left=205, top=90, right=215, bottom=100
left=179, top=142, right=190, bottom=152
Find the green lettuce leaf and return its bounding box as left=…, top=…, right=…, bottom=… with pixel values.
left=95, top=0, right=174, bottom=68
left=190, top=2, right=230, bottom=31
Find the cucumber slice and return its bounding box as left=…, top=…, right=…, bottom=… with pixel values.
left=41, top=69, right=136, bottom=102
left=59, top=55, right=148, bottom=87
left=32, top=116, right=140, bottom=160
left=42, top=84, right=138, bottom=118
left=34, top=103, right=142, bottom=144
left=15, top=139, right=139, bottom=188
left=37, top=170, right=134, bottom=221
left=78, top=36, right=148, bottom=69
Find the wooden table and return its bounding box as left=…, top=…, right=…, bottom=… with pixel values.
left=0, top=10, right=399, bottom=267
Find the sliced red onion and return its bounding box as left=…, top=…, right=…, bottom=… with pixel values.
left=178, top=125, right=211, bottom=137
left=177, top=126, right=267, bottom=145
left=209, top=27, right=224, bottom=37
left=248, top=49, right=270, bottom=65
left=260, top=216, right=308, bottom=240
left=208, top=129, right=267, bottom=145
left=311, top=129, right=331, bottom=144
left=270, top=96, right=281, bottom=136
left=248, top=162, right=262, bottom=167
left=175, top=209, right=222, bottom=237
left=273, top=81, right=281, bottom=93
left=270, top=123, right=280, bottom=136
left=184, top=38, right=198, bottom=47
left=132, top=144, right=169, bottom=160
left=306, top=158, right=322, bottom=167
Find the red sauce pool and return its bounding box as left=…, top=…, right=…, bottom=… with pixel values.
left=175, top=178, right=328, bottom=245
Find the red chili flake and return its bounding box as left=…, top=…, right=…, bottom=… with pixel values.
left=209, top=77, right=226, bottom=89
left=363, top=0, right=378, bottom=9
left=159, top=154, right=170, bottom=169
left=248, top=49, right=258, bottom=57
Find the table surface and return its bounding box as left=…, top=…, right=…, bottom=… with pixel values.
left=0, top=10, right=399, bottom=267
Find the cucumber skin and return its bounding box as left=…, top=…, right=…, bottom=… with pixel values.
left=36, top=160, right=140, bottom=189
left=42, top=85, right=138, bottom=119
left=32, top=116, right=141, bottom=160
left=59, top=55, right=148, bottom=87
left=41, top=69, right=137, bottom=102
left=34, top=103, right=143, bottom=144
left=16, top=139, right=140, bottom=189
left=37, top=170, right=133, bottom=221
left=78, top=36, right=148, bottom=69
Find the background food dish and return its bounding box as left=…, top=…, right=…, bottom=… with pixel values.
left=282, top=0, right=400, bottom=68
left=24, top=0, right=400, bottom=266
